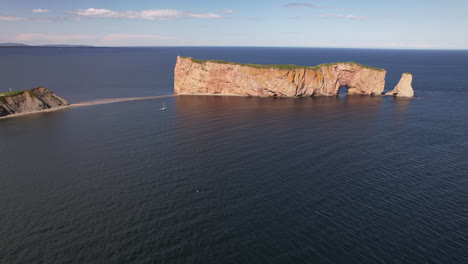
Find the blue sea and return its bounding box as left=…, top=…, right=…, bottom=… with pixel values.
left=0, top=47, right=467, bottom=263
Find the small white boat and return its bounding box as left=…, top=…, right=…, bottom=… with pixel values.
left=160, top=102, right=167, bottom=111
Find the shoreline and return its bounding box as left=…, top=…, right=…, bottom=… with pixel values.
left=0, top=94, right=176, bottom=120
left=0, top=105, right=72, bottom=120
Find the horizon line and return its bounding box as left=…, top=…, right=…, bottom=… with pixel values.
left=0, top=44, right=466, bottom=51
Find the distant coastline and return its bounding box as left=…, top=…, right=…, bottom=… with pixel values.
left=0, top=43, right=95, bottom=48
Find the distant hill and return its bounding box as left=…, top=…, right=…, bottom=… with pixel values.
left=38, top=44, right=95, bottom=48
left=0, top=43, right=94, bottom=48
left=0, top=43, right=30, bottom=47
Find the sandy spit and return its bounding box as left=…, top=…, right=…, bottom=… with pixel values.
left=0, top=94, right=176, bottom=120
left=72, top=94, right=175, bottom=107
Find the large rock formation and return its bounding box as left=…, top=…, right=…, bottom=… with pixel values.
left=385, top=73, right=414, bottom=97
left=174, top=56, right=387, bottom=97
left=0, top=87, right=68, bottom=117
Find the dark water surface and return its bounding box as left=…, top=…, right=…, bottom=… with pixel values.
left=0, top=47, right=467, bottom=263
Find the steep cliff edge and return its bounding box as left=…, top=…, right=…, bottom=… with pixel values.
left=385, top=73, right=414, bottom=97
left=0, top=87, right=68, bottom=117
left=174, top=56, right=387, bottom=97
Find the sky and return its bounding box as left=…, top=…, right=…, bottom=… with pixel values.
left=1, top=0, right=467, bottom=49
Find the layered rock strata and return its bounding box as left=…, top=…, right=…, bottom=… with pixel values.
left=0, top=87, right=68, bottom=117
left=174, top=56, right=388, bottom=97
left=385, top=73, right=414, bottom=97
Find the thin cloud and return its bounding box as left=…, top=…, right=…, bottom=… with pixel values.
left=12, top=33, right=175, bottom=46
left=102, top=34, right=174, bottom=42
left=319, top=13, right=374, bottom=20
left=0, top=13, right=78, bottom=22
left=72, top=8, right=120, bottom=18
left=188, top=12, right=222, bottom=19
left=15, top=33, right=97, bottom=44
left=71, top=8, right=223, bottom=20
left=221, top=9, right=235, bottom=14
left=100, top=34, right=175, bottom=46
left=0, top=15, right=27, bottom=21
left=32, top=9, right=49, bottom=14
left=361, top=42, right=445, bottom=49
left=282, top=3, right=323, bottom=8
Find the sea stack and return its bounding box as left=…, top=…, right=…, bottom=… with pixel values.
left=174, top=56, right=387, bottom=97
left=385, top=73, right=414, bottom=97
left=0, top=87, right=69, bottom=117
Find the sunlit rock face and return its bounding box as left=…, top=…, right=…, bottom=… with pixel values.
left=174, top=56, right=387, bottom=97
left=386, top=73, right=414, bottom=97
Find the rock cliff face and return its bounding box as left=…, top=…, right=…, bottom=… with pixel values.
left=385, top=73, right=414, bottom=97
left=174, top=56, right=387, bottom=97
left=0, top=87, right=68, bottom=117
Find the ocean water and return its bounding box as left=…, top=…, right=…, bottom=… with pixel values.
left=0, top=47, right=467, bottom=263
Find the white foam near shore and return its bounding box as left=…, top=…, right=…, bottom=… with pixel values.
left=0, top=94, right=176, bottom=120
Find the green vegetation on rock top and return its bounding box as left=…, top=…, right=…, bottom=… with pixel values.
left=0, top=90, right=28, bottom=98
left=0, top=87, right=44, bottom=99
left=180, top=56, right=385, bottom=71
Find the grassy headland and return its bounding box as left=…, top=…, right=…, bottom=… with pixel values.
left=0, top=87, right=45, bottom=101
left=0, top=90, right=27, bottom=98
left=181, top=56, right=385, bottom=71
